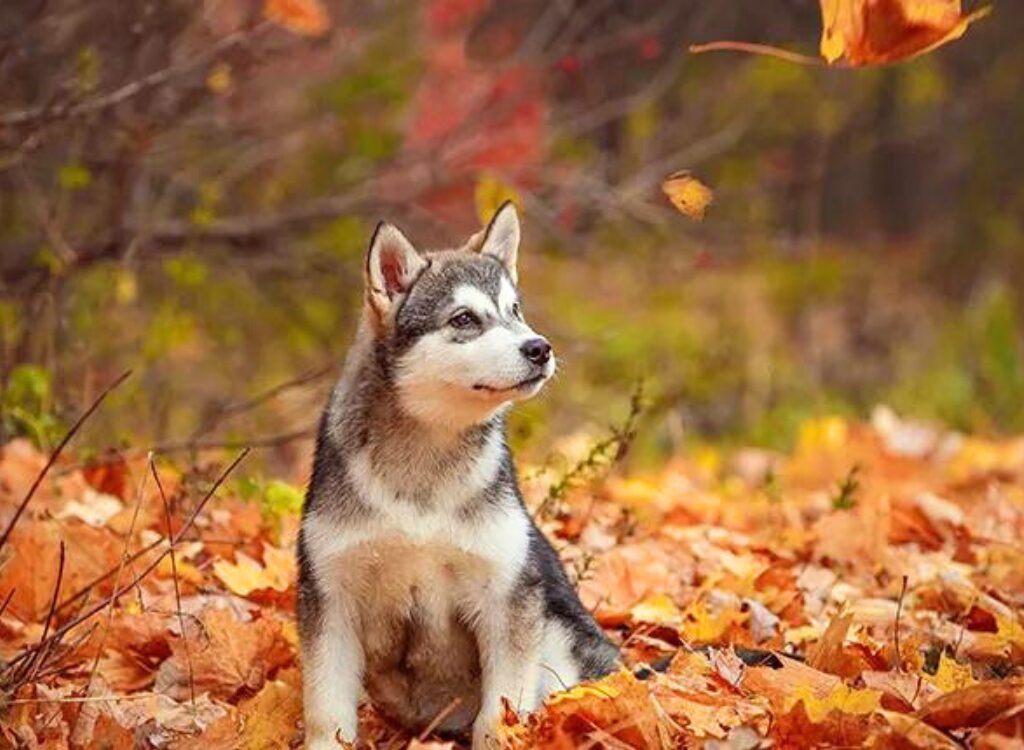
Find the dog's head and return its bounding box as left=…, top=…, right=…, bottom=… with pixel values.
left=363, top=202, right=555, bottom=430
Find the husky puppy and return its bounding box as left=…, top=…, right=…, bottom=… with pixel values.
left=297, top=203, right=618, bottom=749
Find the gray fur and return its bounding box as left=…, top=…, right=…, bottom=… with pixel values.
left=298, top=208, right=618, bottom=749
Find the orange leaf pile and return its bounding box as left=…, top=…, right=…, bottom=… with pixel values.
left=3, top=403, right=1024, bottom=748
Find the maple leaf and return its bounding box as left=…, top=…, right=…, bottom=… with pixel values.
left=820, top=0, right=991, bottom=66
left=263, top=0, right=330, bottom=37
left=784, top=682, right=882, bottom=723
left=521, top=670, right=663, bottom=748
left=691, top=0, right=989, bottom=68
left=661, top=171, right=714, bottom=221
left=212, top=544, right=296, bottom=597
left=925, top=653, right=978, bottom=693
left=156, top=608, right=293, bottom=701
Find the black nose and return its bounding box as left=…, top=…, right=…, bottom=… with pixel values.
left=520, top=337, right=552, bottom=365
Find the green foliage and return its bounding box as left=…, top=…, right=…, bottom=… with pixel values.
left=887, top=284, right=1024, bottom=432
left=57, top=162, right=92, bottom=191
left=1, top=365, right=63, bottom=447
left=831, top=464, right=861, bottom=511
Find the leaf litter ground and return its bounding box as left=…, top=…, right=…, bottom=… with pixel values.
left=1, top=408, right=1023, bottom=748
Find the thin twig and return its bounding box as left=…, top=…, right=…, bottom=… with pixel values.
left=187, top=363, right=335, bottom=443
left=0, top=25, right=269, bottom=127
left=418, top=697, right=463, bottom=740
left=150, top=455, right=196, bottom=705
left=52, top=538, right=163, bottom=618
left=23, top=541, right=65, bottom=684
left=894, top=575, right=909, bottom=672
left=70, top=461, right=150, bottom=738
left=0, top=369, right=131, bottom=551
left=1, top=449, right=248, bottom=680
left=688, top=41, right=823, bottom=66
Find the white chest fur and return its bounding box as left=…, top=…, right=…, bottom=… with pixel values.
left=302, top=432, right=531, bottom=600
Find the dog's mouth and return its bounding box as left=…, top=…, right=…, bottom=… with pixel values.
left=472, top=373, right=547, bottom=394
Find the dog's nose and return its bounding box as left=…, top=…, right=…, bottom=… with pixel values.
left=520, top=337, right=552, bottom=365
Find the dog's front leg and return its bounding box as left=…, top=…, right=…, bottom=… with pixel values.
left=471, top=592, right=543, bottom=750
left=301, top=592, right=364, bottom=750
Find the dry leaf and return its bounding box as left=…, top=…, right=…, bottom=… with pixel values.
left=156, top=608, right=293, bottom=701
left=661, top=171, right=714, bottom=221
left=263, top=0, right=329, bottom=36
left=213, top=545, right=295, bottom=597
left=820, top=0, right=991, bottom=66
left=784, top=682, right=882, bottom=723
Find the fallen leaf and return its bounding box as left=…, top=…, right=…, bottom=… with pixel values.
left=916, top=680, right=1024, bottom=730
left=156, top=608, right=293, bottom=701
left=784, top=682, right=882, bottom=723
left=212, top=545, right=295, bottom=597
left=925, top=653, right=977, bottom=694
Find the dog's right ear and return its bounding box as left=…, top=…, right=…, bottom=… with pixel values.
left=365, top=222, right=428, bottom=327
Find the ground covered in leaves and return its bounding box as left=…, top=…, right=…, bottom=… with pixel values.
left=2, top=409, right=1024, bottom=748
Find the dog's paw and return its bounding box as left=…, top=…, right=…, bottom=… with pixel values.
left=471, top=714, right=498, bottom=750
left=304, top=721, right=357, bottom=749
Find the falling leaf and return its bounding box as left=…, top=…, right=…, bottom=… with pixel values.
left=264, top=0, right=329, bottom=37
left=206, top=63, right=232, bottom=94
left=661, top=171, right=714, bottom=221
left=474, top=174, right=521, bottom=226
left=820, top=0, right=991, bottom=66
left=692, top=0, right=989, bottom=68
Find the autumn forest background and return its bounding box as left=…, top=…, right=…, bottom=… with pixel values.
left=2, top=1, right=1024, bottom=748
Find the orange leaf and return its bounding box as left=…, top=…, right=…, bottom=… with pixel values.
left=264, top=0, right=329, bottom=36
left=820, top=0, right=990, bottom=66
left=156, top=608, right=293, bottom=701
left=661, top=171, right=714, bottom=221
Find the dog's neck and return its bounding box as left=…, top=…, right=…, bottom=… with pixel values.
left=331, top=328, right=505, bottom=501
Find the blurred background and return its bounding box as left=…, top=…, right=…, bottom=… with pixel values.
left=0, top=0, right=1020, bottom=474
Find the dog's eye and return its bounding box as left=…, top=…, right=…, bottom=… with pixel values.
left=449, top=310, right=480, bottom=328
left=511, top=302, right=522, bottom=319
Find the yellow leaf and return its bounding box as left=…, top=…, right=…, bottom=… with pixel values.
left=474, top=174, right=521, bottom=226
left=925, top=654, right=977, bottom=694
left=206, top=63, right=232, bottom=94
left=797, top=415, right=849, bottom=452
left=629, top=593, right=682, bottom=625
left=682, top=602, right=748, bottom=644
left=264, top=0, right=330, bottom=36
left=212, top=545, right=295, bottom=596
left=547, top=671, right=627, bottom=705
left=661, top=171, right=713, bottom=221
left=784, top=682, right=881, bottom=723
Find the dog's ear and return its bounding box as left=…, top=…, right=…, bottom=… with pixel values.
left=365, top=222, right=428, bottom=325
left=479, top=201, right=520, bottom=284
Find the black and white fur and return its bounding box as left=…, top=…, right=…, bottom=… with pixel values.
left=297, top=203, right=619, bottom=749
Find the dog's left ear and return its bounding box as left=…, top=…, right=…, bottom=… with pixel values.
left=480, top=201, right=520, bottom=284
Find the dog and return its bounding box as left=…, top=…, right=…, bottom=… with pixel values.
left=297, top=202, right=619, bottom=749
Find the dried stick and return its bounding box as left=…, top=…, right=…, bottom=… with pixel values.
left=1, top=449, right=248, bottom=681
left=22, top=542, right=65, bottom=685
left=894, top=574, right=909, bottom=672
left=150, top=456, right=196, bottom=705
